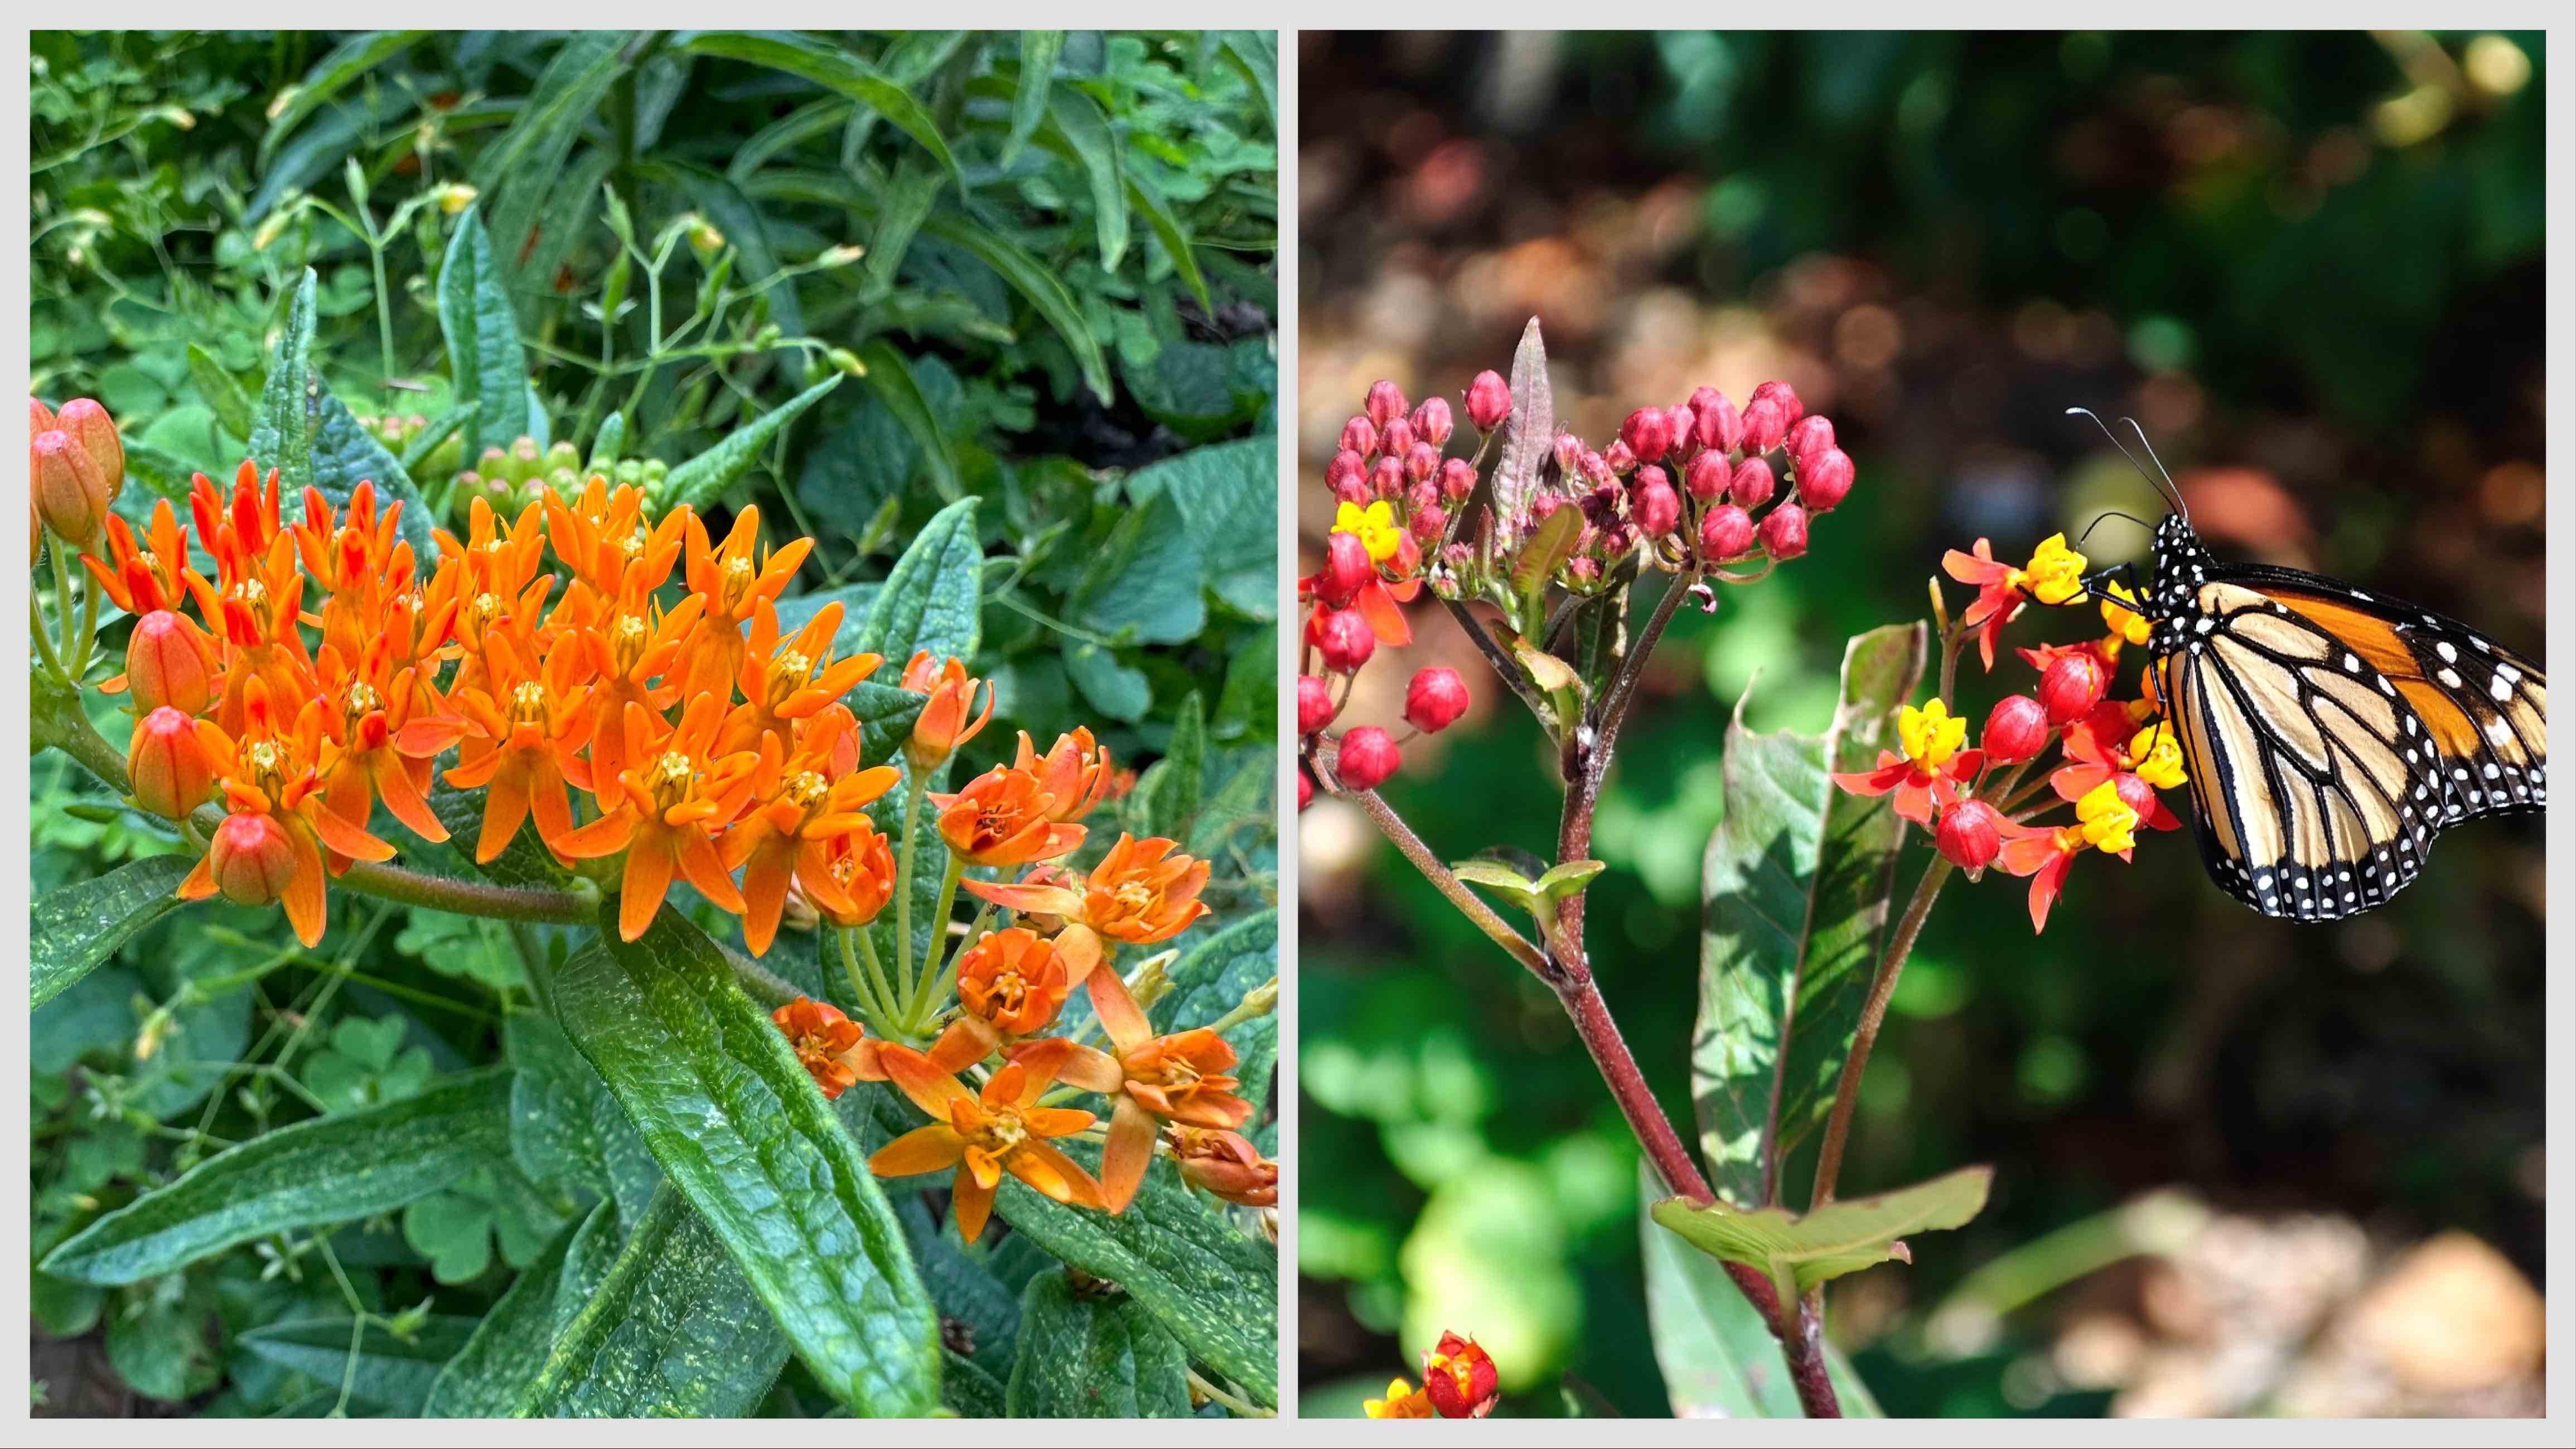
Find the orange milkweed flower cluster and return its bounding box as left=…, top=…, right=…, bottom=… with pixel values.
left=80, top=457, right=906, bottom=953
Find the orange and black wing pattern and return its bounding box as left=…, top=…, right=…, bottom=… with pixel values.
left=2153, top=565, right=2543, bottom=922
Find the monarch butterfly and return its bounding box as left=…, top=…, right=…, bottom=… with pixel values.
left=2077, top=413, right=2546, bottom=922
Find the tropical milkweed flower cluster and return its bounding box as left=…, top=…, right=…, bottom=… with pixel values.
left=1298, top=360, right=1855, bottom=805
left=1362, top=1332, right=1499, bottom=1419
left=1833, top=533, right=2187, bottom=931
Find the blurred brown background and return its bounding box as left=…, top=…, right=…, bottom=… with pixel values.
left=1296, top=30, right=2544, bottom=1418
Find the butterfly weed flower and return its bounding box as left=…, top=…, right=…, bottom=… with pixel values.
left=1168, top=1126, right=1279, bottom=1208
left=1832, top=699, right=1983, bottom=825
left=1997, top=779, right=2140, bottom=932
left=898, top=651, right=993, bottom=768
left=867, top=1039, right=1104, bottom=1244
left=772, top=996, right=882, bottom=1101
left=1421, top=1331, right=1501, bottom=1418
left=1053, top=963, right=1253, bottom=1213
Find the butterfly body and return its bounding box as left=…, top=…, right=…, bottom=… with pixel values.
left=2134, top=513, right=2545, bottom=922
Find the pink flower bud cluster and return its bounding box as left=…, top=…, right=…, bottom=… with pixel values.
left=1325, top=377, right=1487, bottom=554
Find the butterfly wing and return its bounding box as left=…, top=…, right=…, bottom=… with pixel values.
left=2154, top=569, right=2544, bottom=922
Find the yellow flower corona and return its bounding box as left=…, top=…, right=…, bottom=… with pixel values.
left=1332, top=499, right=1403, bottom=564
left=2126, top=723, right=2187, bottom=791
left=2075, top=778, right=2140, bottom=855
left=2023, top=533, right=2089, bottom=607
left=1897, top=698, right=1968, bottom=770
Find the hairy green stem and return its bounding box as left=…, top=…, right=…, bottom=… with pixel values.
left=893, top=766, right=927, bottom=999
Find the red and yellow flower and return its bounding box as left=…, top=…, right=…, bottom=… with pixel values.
left=1832, top=699, right=1983, bottom=825
left=1996, top=778, right=2139, bottom=932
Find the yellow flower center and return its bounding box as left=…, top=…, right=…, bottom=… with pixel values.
left=968, top=1104, right=1030, bottom=1157
left=1897, top=699, right=1967, bottom=770
left=2075, top=779, right=2138, bottom=854
left=609, top=613, right=650, bottom=672
left=468, top=590, right=505, bottom=634
left=717, top=552, right=757, bottom=610
left=341, top=680, right=383, bottom=719
left=2023, top=534, right=2089, bottom=607
left=508, top=680, right=549, bottom=731
left=784, top=769, right=831, bottom=815
left=243, top=739, right=291, bottom=800
left=646, top=750, right=697, bottom=812
left=2126, top=724, right=2187, bottom=791
left=1333, top=500, right=1402, bottom=564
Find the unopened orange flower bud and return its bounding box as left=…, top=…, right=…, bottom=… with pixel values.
left=128, top=706, right=216, bottom=819
left=125, top=609, right=218, bottom=715
left=54, top=399, right=124, bottom=500
left=1169, top=1126, right=1278, bottom=1206
left=204, top=811, right=297, bottom=907
left=899, top=650, right=992, bottom=766
left=32, top=429, right=112, bottom=549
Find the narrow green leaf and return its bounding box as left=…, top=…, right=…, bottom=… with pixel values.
left=238, top=1315, right=481, bottom=1416
left=32, top=855, right=193, bottom=1009
left=515, top=1183, right=793, bottom=1417
left=1638, top=1165, right=1883, bottom=1418
left=854, top=495, right=982, bottom=665
left=646, top=159, right=806, bottom=338
left=311, top=383, right=444, bottom=563
left=945, top=1349, right=1008, bottom=1417
left=679, top=32, right=960, bottom=185
left=1511, top=504, right=1582, bottom=604
left=548, top=910, right=938, bottom=1415
left=505, top=1013, right=659, bottom=1225
left=262, top=31, right=432, bottom=162
left=856, top=342, right=959, bottom=502
left=185, top=342, right=256, bottom=440
left=473, top=31, right=630, bottom=306
left=423, top=1201, right=619, bottom=1417
left=1694, top=624, right=1925, bottom=1208
left=1215, top=32, right=1278, bottom=132
left=657, top=373, right=840, bottom=512
left=919, top=210, right=1114, bottom=403
left=399, top=400, right=477, bottom=476
left=248, top=268, right=320, bottom=493
left=1535, top=859, right=1608, bottom=900
left=1002, top=32, right=1066, bottom=167
left=1124, top=169, right=1212, bottom=317
left=861, top=158, right=948, bottom=298
left=438, top=206, right=532, bottom=456
left=1006, top=1270, right=1194, bottom=1417
left=1130, top=691, right=1205, bottom=841
left=994, top=1138, right=1277, bottom=1404
left=41, top=1068, right=511, bottom=1285
left=1650, top=1165, right=1993, bottom=1299
left=1051, top=89, right=1129, bottom=272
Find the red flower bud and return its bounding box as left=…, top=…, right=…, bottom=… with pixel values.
left=1631, top=477, right=1681, bottom=540
left=1370, top=456, right=1405, bottom=500
left=1699, top=503, right=1753, bottom=561
left=1684, top=450, right=1731, bottom=501
left=1336, top=726, right=1401, bottom=791
left=1599, top=439, right=1636, bottom=476
left=1404, top=442, right=1441, bottom=485
left=1438, top=457, right=1477, bottom=502
left=128, top=706, right=216, bottom=820
left=1341, top=416, right=1378, bottom=457
left=32, top=429, right=111, bottom=549
left=1366, top=380, right=1409, bottom=428
left=1297, top=675, right=1336, bottom=736
left=1798, top=448, right=1854, bottom=513
left=1321, top=531, right=1372, bottom=605
left=1326, top=449, right=1366, bottom=500
left=1729, top=456, right=1776, bottom=510
left=1409, top=503, right=1446, bottom=542
left=1379, top=416, right=1418, bottom=462
left=1411, top=396, right=1454, bottom=447
left=1552, top=432, right=1585, bottom=476
left=127, top=609, right=217, bottom=715
left=205, top=811, right=297, bottom=907
left=2114, top=772, right=2162, bottom=826
left=1741, top=395, right=1788, bottom=454
left=1530, top=492, right=1564, bottom=522
left=1936, top=799, right=2004, bottom=871
left=1786, top=414, right=1836, bottom=463
left=1467, top=370, right=1511, bottom=431
left=1690, top=386, right=1742, bottom=453
left=1758, top=502, right=1809, bottom=560
left=1422, top=1332, right=1501, bottom=1419
left=1297, top=767, right=1314, bottom=812
left=1981, top=694, right=2051, bottom=764
left=1751, top=379, right=1804, bottom=427
left=2038, top=651, right=2109, bottom=725
left=1664, top=405, right=1697, bottom=454
left=1405, top=666, right=1471, bottom=733
left=1317, top=607, right=1376, bottom=672
left=1620, top=407, right=1675, bottom=464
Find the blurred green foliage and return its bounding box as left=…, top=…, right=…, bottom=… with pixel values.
left=1298, top=30, right=2542, bottom=1418
left=32, top=28, right=1275, bottom=1416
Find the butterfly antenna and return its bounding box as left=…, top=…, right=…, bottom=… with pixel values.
left=2079, top=509, right=2155, bottom=545
left=2065, top=406, right=2189, bottom=522
left=2123, top=416, right=2191, bottom=525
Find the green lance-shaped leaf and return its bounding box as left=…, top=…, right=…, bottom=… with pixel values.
left=1129, top=690, right=1206, bottom=841
left=311, top=380, right=443, bottom=563
left=994, top=1138, right=1277, bottom=1406
left=919, top=209, right=1114, bottom=404
left=514, top=1182, right=794, bottom=1417
left=1006, top=1269, right=1195, bottom=1417
left=856, top=341, right=959, bottom=502
left=261, top=30, right=432, bottom=161
left=678, top=31, right=961, bottom=185
left=41, top=1067, right=512, bottom=1285
left=1693, top=624, right=1925, bottom=1208
left=1124, top=167, right=1214, bottom=318
left=505, top=1012, right=660, bottom=1225
left=1650, top=1165, right=1993, bottom=1309
left=1449, top=856, right=1606, bottom=944
left=1637, top=1164, right=1883, bottom=1418
left=248, top=268, right=320, bottom=493
left=1001, top=31, right=1066, bottom=167
left=438, top=205, right=533, bottom=457
left=32, top=854, right=194, bottom=1009
left=656, top=373, right=842, bottom=513
left=423, top=1201, right=621, bottom=1417
left=185, top=342, right=257, bottom=440
left=238, top=1315, right=483, bottom=1416
left=547, top=909, right=939, bottom=1416
left=855, top=495, right=982, bottom=666
left=1215, top=31, right=1278, bottom=132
